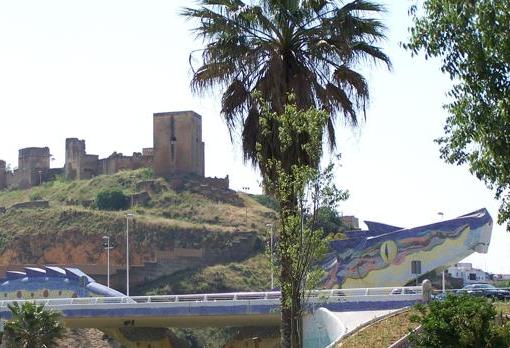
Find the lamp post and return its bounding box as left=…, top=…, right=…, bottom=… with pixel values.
left=242, top=186, right=250, bottom=225
left=126, top=212, right=133, bottom=296
left=266, top=223, right=274, bottom=289
left=102, top=236, right=113, bottom=288
left=38, top=170, right=42, bottom=186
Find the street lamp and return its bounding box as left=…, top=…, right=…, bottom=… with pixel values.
left=38, top=170, right=42, bottom=186
left=266, top=223, right=274, bottom=289
left=102, top=236, right=113, bottom=288
left=242, top=187, right=250, bottom=225
left=126, top=212, right=133, bottom=296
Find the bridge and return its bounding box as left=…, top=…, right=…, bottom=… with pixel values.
left=0, top=286, right=425, bottom=347
left=0, top=286, right=423, bottom=328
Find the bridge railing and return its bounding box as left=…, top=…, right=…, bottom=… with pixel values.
left=0, top=286, right=423, bottom=309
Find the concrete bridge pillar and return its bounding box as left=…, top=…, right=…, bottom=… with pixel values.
left=422, top=279, right=432, bottom=303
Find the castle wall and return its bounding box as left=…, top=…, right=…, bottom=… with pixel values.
left=79, top=154, right=99, bottom=179
left=142, top=148, right=154, bottom=156
left=98, top=152, right=153, bottom=176
left=153, top=111, right=205, bottom=178
left=0, top=160, right=6, bottom=190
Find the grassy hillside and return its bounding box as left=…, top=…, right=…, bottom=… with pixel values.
left=135, top=253, right=272, bottom=295
left=0, top=169, right=276, bottom=290
left=0, top=169, right=274, bottom=231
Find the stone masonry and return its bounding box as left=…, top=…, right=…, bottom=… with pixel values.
left=153, top=111, right=205, bottom=178
left=0, top=160, right=5, bottom=190
left=1, top=147, right=52, bottom=189
left=64, top=138, right=153, bottom=181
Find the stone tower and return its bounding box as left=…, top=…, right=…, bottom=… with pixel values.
left=64, top=138, right=99, bottom=180
left=153, top=111, right=205, bottom=178
left=64, top=138, right=86, bottom=180
left=0, top=160, right=6, bottom=190
left=18, top=147, right=50, bottom=172
left=18, top=147, right=50, bottom=187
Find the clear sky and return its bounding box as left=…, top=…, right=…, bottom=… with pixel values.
left=0, top=1, right=508, bottom=273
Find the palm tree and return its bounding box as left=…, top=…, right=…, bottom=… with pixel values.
left=182, top=0, right=390, bottom=176
left=4, top=302, right=65, bottom=348
left=182, top=1, right=390, bottom=346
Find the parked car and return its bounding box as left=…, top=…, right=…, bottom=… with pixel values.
left=390, top=288, right=417, bottom=295
left=457, top=284, right=510, bottom=300
left=432, top=292, right=447, bottom=301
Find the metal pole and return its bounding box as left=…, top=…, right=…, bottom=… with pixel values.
left=107, top=237, right=110, bottom=288
left=126, top=214, right=130, bottom=297
left=442, top=269, right=446, bottom=294
left=103, top=235, right=112, bottom=288
left=270, top=224, right=274, bottom=289
left=266, top=223, right=274, bottom=290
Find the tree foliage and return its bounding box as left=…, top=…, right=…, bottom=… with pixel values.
left=313, top=205, right=349, bottom=237
left=410, top=295, right=510, bottom=348
left=183, top=0, right=390, bottom=178
left=405, top=1, right=510, bottom=228
left=95, top=188, right=129, bottom=211
left=258, top=99, right=347, bottom=347
left=4, top=302, right=65, bottom=348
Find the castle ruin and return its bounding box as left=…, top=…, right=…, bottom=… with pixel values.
left=0, top=111, right=213, bottom=190
left=63, top=138, right=154, bottom=181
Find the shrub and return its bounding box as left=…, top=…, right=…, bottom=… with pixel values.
left=4, top=302, right=64, bottom=348
left=410, top=295, right=510, bottom=347
left=140, top=167, right=154, bottom=180
left=29, top=191, right=42, bottom=201
left=95, top=189, right=129, bottom=211
left=251, top=194, right=279, bottom=211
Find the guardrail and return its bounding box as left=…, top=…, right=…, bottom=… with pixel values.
left=432, top=287, right=510, bottom=293
left=0, top=286, right=423, bottom=310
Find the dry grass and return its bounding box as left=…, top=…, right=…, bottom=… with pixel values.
left=136, top=253, right=271, bottom=295
left=0, top=169, right=275, bottom=237
left=495, top=301, right=510, bottom=314
left=336, top=309, right=419, bottom=348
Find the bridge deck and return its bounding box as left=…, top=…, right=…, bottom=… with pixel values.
left=0, top=287, right=423, bottom=328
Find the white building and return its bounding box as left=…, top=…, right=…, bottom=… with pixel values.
left=447, top=263, right=490, bottom=285
left=494, top=274, right=510, bottom=281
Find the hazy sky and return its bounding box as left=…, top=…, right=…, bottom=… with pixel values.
left=0, top=1, right=508, bottom=273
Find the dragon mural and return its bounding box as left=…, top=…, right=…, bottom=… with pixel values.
left=0, top=266, right=124, bottom=300
left=323, top=208, right=493, bottom=288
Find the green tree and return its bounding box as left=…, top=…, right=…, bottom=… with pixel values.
left=405, top=1, right=510, bottom=229
left=410, top=295, right=510, bottom=348
left=258, top=100, right=347, bottom=347
left=182, top=0, right=390, bottom=178
left=95, top=188, right=129, bottom=211
left=313, top=206, right=349, bottom=237
left=4, top=302, right=65, bottom=348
